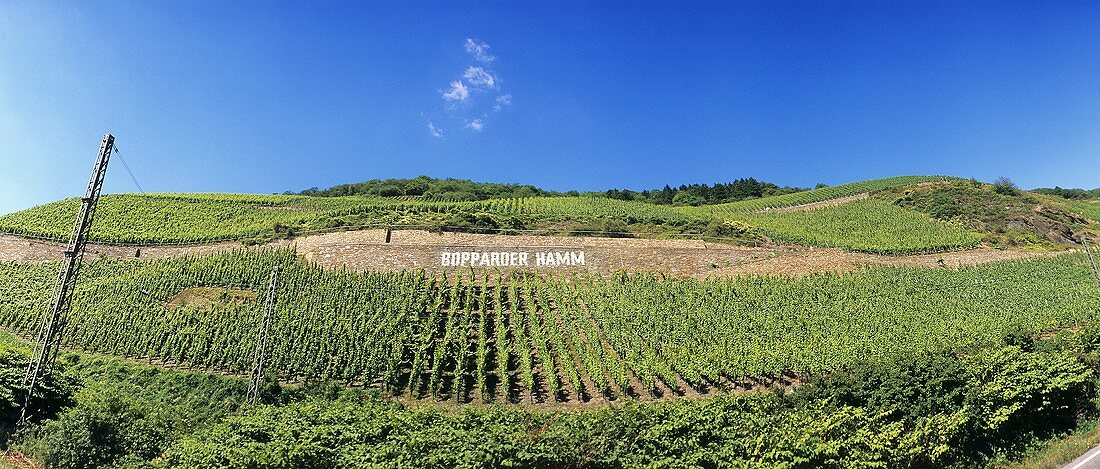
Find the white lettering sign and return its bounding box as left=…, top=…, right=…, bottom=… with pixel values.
left=440, top=251, right=586, bottom=267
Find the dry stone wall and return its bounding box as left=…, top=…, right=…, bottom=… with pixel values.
left=303, top=230, right=774, bottom=275
left=4, top=228, right=1049, bottom=278
left=0, top=233, right=252, bottom=263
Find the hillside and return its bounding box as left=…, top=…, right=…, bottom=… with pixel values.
left=2, top=175, right=1100, bottom=467
left=3, top=248, right=1097, bottom=405
left=4, top=175, right=1088, bottom=255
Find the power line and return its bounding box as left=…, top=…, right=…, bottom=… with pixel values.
left=113, top=146, right=145, bottom=193
left=246, top=267, right=281, bottom=406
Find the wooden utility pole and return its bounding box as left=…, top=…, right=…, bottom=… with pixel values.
left=20, top=134, right=114, bottom=425
left=246, top=267, right=281, bottom=405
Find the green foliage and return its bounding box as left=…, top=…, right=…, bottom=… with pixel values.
left=160, top=345, right=1096, bottom=468
left=0, top=334, right=254, bottom=469
left=1064, top=199, right=1100, bottom=225
left=702, top=219, right=756, bottom=240
left=0, top=193, right=369, bottom=244
left=22, top=384, right=175, bottom=469
left=0, top=176, right=967, bottom=251
left=732, top=199, right=981, bottom=254
left=605, top=177, right=805, bottom=206
left=161, top=394, right=906, bottom=468
left=670, top=190, right=706, bottom=206
left=1077, top=320, right=1100, bottom=353
left=0, top=193, right=712, bottom=244
left=439, top=211, right=526, bottom=234
left=0, top=343, right=73, bottom=444
left=297, top=176, right=553, bottom=200
left=791, top=350, right=968, bottom=424
left=0, top=336, right=1085, bottom=468
left=1, top=250, right=1098, bottom=404
left=59, top=353, right=254, bottom=424
left=893, top=181, right=1090, bottom=248
left=568, top=217, right=633, bottom=237
left=962, top=346, right=1094, bottom=458
left=1033, top=186, right=1100, bottom=200
left=792, top=346, right=1096, bottom=463
left=994, top=177, right=1020, bottom=196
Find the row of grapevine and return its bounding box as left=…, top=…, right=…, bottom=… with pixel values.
left=1, top=249, right=1096, bottom=404
left=728, top=199, right=983, bottom=255
left=0, top=192, right=712, bottom=244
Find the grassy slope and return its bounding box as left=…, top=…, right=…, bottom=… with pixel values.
left=1066, top=199, right=1100, bottom=224
left=894, top=181, right=1093, bottom=246
left=999, top=419, right=1100, bottom=469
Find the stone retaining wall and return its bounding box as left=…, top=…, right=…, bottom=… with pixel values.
left=0, top=233, right=252, bottom=263
left=306, top=241, right=774, bottom=276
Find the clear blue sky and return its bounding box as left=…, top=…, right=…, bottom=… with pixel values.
left=2, top=1, right=1098, bottom=215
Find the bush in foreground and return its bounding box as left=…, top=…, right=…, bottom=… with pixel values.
left=162, top=346, right=1093, bottom=468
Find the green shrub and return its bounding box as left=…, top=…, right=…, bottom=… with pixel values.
left=0, top=344, right=73, bottom=444
left=790, top=350, right=967, bottom=424
left=160, top=346, right=1095, bottom=468
left=792, top=346, right=1095, bottom=464
left=962, top=346, right=1094, bottom=453
left=23, top=384, right=175, bottom=469
left=994, top=177, right=1019, bottom=196
left=703, top=219, right=755, bottom=239
left=569, top=217, right=633, bottom=237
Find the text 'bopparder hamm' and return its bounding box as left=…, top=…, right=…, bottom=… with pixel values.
left=440, top=251, right=586, bottom=267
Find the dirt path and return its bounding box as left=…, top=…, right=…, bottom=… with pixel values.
left=707, top=246, right=1069, bottom=277
left=0, top=232, right=275, bottom=263
left=0, top=230, right=1067, bottom=278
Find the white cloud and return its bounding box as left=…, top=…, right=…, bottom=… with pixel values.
left=424, top=39, right=510, bottom=135
left=464, top=38, right=495, bottom=63
left=427, top=122, right=444, bottom=137
left=493, top=94, right=512, bottom=111
left=463, top=66, right=497, bottom=89
left=441, top=81, right=469, bottom=103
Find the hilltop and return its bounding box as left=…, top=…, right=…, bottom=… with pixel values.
left=291, top=175, right=808, bottom=206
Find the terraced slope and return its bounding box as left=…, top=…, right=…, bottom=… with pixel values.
left=687, top=175, right=953, bottom=215
left=0, top=193, right=708, bottom=244
left=0, top=193, right=365, bottom=243
left=1, top=249, right=1095, bottom=404
left=731, top=199, right=982, bottom=254
left=0, top=176, right=1011, bottom=256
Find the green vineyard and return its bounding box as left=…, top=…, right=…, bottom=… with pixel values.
left=0, top=176, right=1001, bottom=257
left=2, top=248, right=1097, bottom=403
left=689, top=175, right=953, bottom=214
left=0, top=192, right=709, bottom=245
left=730, top=199, right=982, bottom=254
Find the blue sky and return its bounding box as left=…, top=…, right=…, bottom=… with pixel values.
left=1, top=1, right=1099, bottom=215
